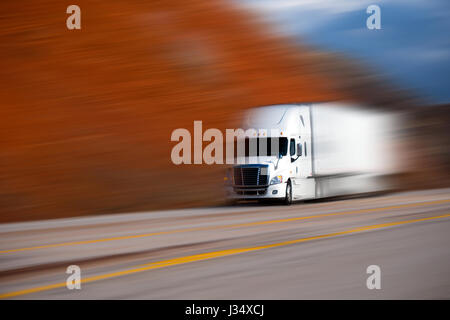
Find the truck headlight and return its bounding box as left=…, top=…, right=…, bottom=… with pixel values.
left=270, top=175, right=283, bottom=185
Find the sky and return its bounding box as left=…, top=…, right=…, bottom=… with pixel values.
left=239, top=0, right=450, bottom=104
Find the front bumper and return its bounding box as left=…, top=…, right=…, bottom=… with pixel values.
left=225, top=182, right=286, bottom=200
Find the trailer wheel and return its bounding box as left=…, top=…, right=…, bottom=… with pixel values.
left=284, top=181, right=293, bottom=205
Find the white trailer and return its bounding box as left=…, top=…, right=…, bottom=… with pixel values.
left=225, top=102, right=399, bottom=204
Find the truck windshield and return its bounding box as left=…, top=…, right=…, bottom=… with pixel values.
left=241, top=137, right=288, bottom=157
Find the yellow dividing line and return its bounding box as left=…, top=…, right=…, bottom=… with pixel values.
left=1, top=199, right=450, bottom=254
left=1, top=212, right=450, bottom=299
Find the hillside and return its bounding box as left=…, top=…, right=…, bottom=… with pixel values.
left=0, top=0, right=432, bottom=222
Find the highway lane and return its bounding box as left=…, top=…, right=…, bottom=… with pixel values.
left=0, top=188, right=449, bottom=299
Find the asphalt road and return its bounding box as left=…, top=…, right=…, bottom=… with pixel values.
left=1, top=188, right=449, bottom=299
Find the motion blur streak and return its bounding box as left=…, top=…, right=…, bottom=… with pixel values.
left=1, top=0, right=449, bottom=223
left=1, top=199, right=449, bottom=254
left=1, top=0, right=448, bottom=301
left=1, top=212, right=449, bottom=299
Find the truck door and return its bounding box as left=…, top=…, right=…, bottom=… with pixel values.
left=292, top=109, right=315, bottom=199
left=289, top=137, right=301, bottom=179
left=298, top=111, right=313, bottom=178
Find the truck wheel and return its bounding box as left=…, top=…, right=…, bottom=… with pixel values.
left=284, top=181, right=293, bottom=205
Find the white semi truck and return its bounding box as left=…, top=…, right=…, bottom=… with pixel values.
left=225, top=102, right=399, bottom=204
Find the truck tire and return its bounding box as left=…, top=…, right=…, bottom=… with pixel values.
left=284, top=181, right=293, bottom=205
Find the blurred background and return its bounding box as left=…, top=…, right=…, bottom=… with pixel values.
left=0, top=0, right=449, bottom=222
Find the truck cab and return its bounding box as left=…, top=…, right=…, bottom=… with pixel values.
left=225, top=104, right=315, bottom=204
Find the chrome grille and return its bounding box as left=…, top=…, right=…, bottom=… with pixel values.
left=233, top=166, right=268, bottom=186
